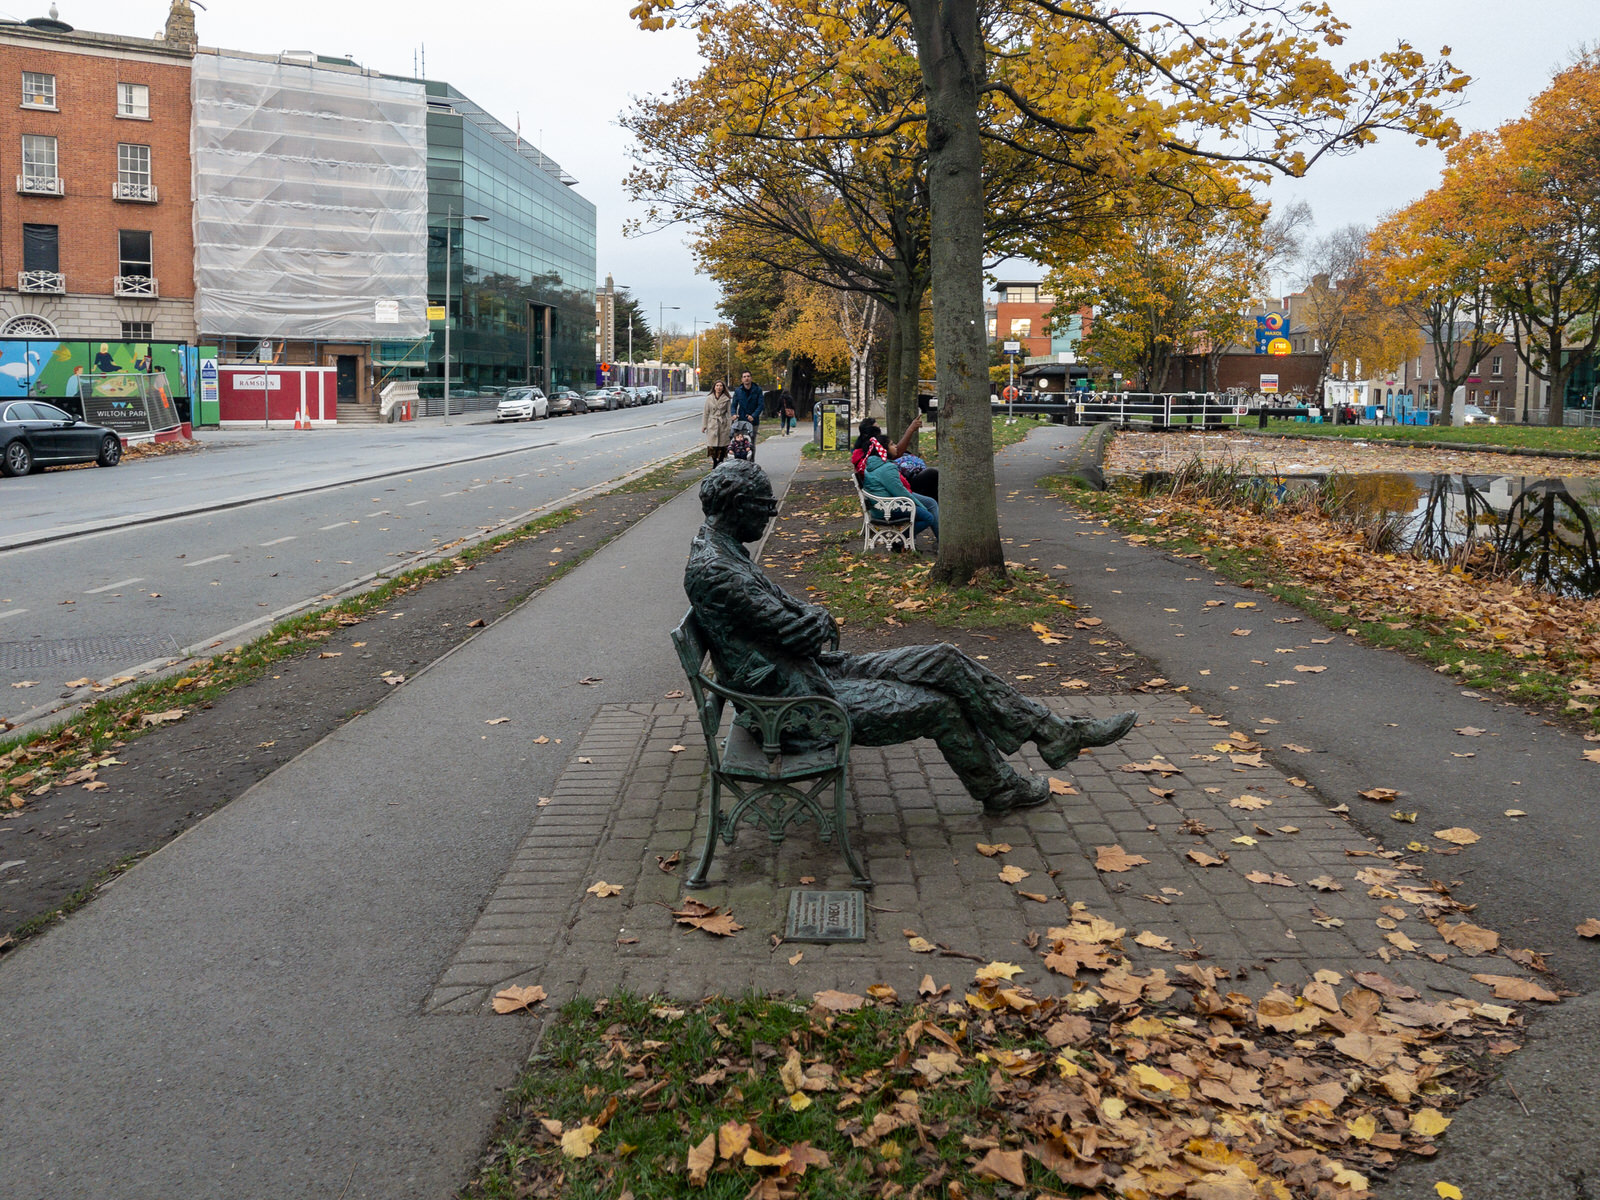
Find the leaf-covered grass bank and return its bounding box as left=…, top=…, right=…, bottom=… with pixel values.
left=1050, top=467, right=1600, bottom=730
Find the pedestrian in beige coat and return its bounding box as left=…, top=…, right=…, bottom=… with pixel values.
left=703, top=379, right=732, bottom=466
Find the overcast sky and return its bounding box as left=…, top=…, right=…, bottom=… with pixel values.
left=20, top=0, right=1598, bottom=331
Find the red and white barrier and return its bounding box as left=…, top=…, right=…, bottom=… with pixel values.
left=216, top=366, right=340, bottom=428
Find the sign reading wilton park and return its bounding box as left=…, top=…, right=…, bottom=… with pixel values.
left=82, top=372, right=181, bottom=436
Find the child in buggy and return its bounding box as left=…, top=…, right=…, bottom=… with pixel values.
left=728, top=417, right=756, bottom=461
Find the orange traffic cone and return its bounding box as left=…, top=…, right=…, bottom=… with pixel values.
left=293, top=407, right=308, bottom=430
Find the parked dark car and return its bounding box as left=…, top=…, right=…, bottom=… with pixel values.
left=584, top=387, right=628, bottom=411
left=0, top=400, right=122, bottom=477
left=548, top=388, right=586, bottom=415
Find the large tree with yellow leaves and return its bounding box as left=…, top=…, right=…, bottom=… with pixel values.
left=631, top=0, right=1464, bottom=583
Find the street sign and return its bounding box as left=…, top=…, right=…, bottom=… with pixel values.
left=426, top=305, right=447, bottom=322
left=1003, top=340, right=1021, bottom=353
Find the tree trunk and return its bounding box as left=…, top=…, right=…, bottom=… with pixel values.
left=790, top=354, right=816, bottom=417
left=888, top=292, right=923, bottom=445
left=884, top=306, right=903, bottom=424
left=1549, top=351, right=1571, bottom=427
left=908, top=0, right=1003, bottom=585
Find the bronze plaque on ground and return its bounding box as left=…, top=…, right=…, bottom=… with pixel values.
left=785, top=889, right=866, bottom=943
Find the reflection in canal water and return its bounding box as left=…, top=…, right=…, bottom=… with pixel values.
left=1335, top=473, right=1600, bottom=598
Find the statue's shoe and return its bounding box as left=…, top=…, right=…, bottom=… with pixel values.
left=1038, top=711, right=1139, bottom=770
left=982, top=776, right=1052, bottom=814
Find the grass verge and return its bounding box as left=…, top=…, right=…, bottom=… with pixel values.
left=801, top=414, right=1056, bottom=461
left=803, top=545, right=1075, bottom=632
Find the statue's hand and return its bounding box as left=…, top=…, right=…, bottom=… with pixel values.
left=810, top=607, right=838, bottom=649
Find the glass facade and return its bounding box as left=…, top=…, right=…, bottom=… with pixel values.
left=406, top=81, right=597, bottom=395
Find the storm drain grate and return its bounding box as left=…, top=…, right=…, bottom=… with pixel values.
left=0, top=634, right=183, bottom=673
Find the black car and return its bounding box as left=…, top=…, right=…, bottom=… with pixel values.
left=0, top=400, right=123, bottom=476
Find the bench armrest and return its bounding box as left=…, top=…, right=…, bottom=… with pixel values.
left=694, top=673, right=852, bottom=763
left=857, top=485, right=915, bottom=522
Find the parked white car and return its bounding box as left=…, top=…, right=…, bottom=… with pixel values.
left=497, top=386, right=549, bottom=421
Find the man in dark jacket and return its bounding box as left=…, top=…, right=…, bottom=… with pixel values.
left=730, top=370, right=764, bottom=459
left=682, top=461, right=1137, bottom=813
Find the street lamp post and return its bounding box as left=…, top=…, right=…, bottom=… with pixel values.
left=441, top=208, right=491, bottom=426
left=659, top=302, right=679, bottom=392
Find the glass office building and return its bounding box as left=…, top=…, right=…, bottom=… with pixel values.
left=377, top=80, right=596, bottom=398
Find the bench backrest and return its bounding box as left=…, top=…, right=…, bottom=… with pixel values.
left=670, top=610, right=728, bottom=762
left=670, top=609, right=851, bottom=762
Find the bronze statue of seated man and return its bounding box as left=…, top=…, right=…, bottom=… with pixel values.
left=683, top=461, right=1137, bottom=813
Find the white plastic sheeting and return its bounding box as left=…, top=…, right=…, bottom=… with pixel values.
left=192, top=54, right=429, bottom=340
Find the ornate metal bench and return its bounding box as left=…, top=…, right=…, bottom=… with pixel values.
left=855, top=480, right=917, bottom=553
left=670, top=611, right=871, bottom=890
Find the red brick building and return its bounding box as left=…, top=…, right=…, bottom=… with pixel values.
left=990, top=279, right=1054, bottom=358
left=0, top=4, right=196, bottom=344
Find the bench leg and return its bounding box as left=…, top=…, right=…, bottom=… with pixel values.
left=833, top=773, right=872, bottom=890
left=686, top=775, right=722, bottom=889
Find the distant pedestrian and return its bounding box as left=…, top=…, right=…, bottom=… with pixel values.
left=731, top=370, right=764, bottom=460
left=703, top=379, right=732, bottom=467
left=779, top=391, right=796, bottom=435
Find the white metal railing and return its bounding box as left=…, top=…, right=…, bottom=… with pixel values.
left=17, top=270, right=65, bottom=294
left=16, top=174, right=64, bottom=196
left=1565, top=408, right=1600, bottom=428
left=1009, top=391, right=1331, bottom=429
left=113, top=274, right=158, bottom=298
left=112, top=180, right=158, bottom=203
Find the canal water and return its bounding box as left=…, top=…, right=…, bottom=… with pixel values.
left=1332, top=472, right=1600, bottom=599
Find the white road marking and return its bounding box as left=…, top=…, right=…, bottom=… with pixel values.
left=85, top=577, right=144, bottom=594
left=439, top=491, right=462, bottom=498
left=0, top=608, right=27, bottom=623
left=319, top=522, right=349, bottom=531
left=260, top=536, right=296, bottom=547
left=185, top=553, right=232, bottom=569
left=406, top=499, right=428, bottom=507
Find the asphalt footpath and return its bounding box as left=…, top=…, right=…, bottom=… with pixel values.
left=0, top=434, right=805, bottom=1200
left=998, top=425, right=1600, bottom=1197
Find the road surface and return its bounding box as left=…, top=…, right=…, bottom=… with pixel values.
left=0, top=401, right=705, bottom=719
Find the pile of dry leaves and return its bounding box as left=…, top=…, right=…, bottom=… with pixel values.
left=0, top=724, right=134, bottom=811
left=488, top=935, right=1534, bottom=1200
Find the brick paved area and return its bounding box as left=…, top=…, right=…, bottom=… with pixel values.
left=427, top=694, right=1489, bottom=1015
